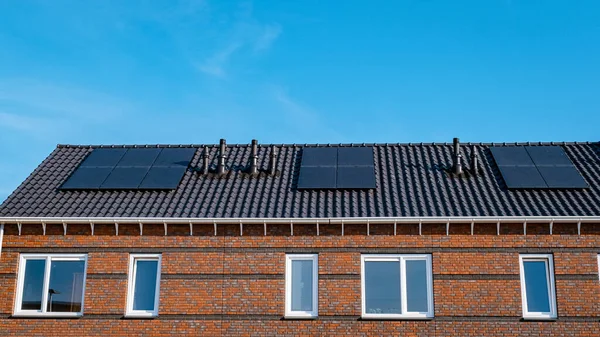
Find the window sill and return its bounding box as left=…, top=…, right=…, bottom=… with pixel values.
left=12, top=312, right=83, bottom=318
left=124, top=313, right=158, bottom=319
left=284, top=315, right=318, bottom=320
left=361, top=315, right=434, bottom=320
left=521, top=316, right=557, bottom=321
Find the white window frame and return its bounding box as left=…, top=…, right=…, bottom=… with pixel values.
left=519, top=254, right=557, bottom=319
left=285, top=254, right=318, bottom=318
left=361, top=254, right=434, bottom=319
left=14, top=253, right=88, bottom=317
left=126, top=253, right=162, bottom=317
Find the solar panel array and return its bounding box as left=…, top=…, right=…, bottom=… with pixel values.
left=297, top=147, right=376, bottom=189
left=490, top=146, right=587, bottom=189
left=61, top=147, right=196, bottom=190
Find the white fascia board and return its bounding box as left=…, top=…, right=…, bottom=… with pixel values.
left=0, top=216, right=598, bottom=225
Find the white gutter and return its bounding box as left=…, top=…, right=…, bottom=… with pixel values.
left=0, top=216, right=598, bottom=225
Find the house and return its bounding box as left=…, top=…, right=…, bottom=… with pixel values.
left=0, top=139, right=599, bottom=336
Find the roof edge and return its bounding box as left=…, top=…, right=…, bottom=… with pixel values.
left=1, top=216, right=598, bottom=225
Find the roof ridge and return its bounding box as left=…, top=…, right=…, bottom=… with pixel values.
left=56, top=141, right=598, bottom=149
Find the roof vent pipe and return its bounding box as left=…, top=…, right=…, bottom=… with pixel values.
left=202, top=146, right=210, bottom=174
left=453, top=138, right=463, bottom=175
left=268, top=146, right=278, bottom=176
left=249, top=139, right=259, bottom=175
left=217, top=139, right=227, bottom=175
left=470, top=145, right=479, bottom=175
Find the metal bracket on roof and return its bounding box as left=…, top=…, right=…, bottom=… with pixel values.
left=115, top=223, right=119, bottom=236
left=549, top=221, right=553, bottom=235
left=316, top=220, right=319, bottom=236
left=17, top=223, right=21, bottom=236
left=470, top=221, right=474, bottom=235
left=240, top=220, right=243, bottom=236
left=523, top=221, right=527, bottom=236
left=577, top=221, right=581, bottom=236
left=42, top=222, right=46, bottom=236
left=63, top=222, right=67, bottom=236
left=367, top=219, right=370, bottom=236
left=90, top=222, right=94, bottom=236
left=189, top=221, right=193, bottom=236
left=164, top=222, right=168, bottom=236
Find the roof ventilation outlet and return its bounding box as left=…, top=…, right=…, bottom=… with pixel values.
left=217, top=139, right=228, bottom=176
left=249, top=139, right=259, bottom=175
left=202, top=146, right=210, bottom=174
left=470, top=145, right=480, bottom=176
left=453, top=137, right=463, bottom=175
left=268, top=145, right=278, bottom=176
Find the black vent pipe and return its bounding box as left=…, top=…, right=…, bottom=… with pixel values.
left=217, top=139, right=227, bottom=175
left=453, top=137, right=463, bottom=175
left=268, top=146, right=278, bottom=176
left=202, top=146, right=210, bottom=174
left=249, top=139, right=259, bottom=175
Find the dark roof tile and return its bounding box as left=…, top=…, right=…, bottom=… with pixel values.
left=2, top=143, right=600, bottom=218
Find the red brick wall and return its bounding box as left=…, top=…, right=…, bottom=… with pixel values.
left=1, top=222, right=600, bottom=336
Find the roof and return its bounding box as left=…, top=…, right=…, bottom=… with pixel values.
left=1, top=142, right=600, bottom=218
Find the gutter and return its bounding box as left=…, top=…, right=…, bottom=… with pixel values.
left=0, top=216, right=598, bottom=225
left=0, top=216, right=597, bottom=237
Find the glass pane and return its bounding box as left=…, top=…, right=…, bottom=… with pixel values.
left=291, top=260, right=313, bottom=311
left=406, top=260, right=429, bottom=312
left=523, top=260, right=551, bottom=312
left=46, top=260, right=86, bottom=312
left=21, top=259, right=46, bottom=310
left=133, top=260, right=158, bottom=311
left=365, top=261, right=401, bottom=314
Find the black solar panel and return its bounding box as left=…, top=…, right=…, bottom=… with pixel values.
left=490, top=146, right=588, bottom=189
left=301, top=147, right=337, bottom=167
left=525, top=146, right=574, bottom=166
left=297, top=147, right=376, bottom=190
left=80, top=148, right=127, bottom=167
left=297, top=167, right=337, bottom=189
left=337, top=147, right=374, bottom=166
left=100, top=167, right=150, bottom=189
left=490, top=147, right=533, bottom=166
left=497, top=166, right=547, bottom=189
left=153, top=148, right=196, bottom=167
left=337, top=166, right=376, bottom=189
left=139, top=166, right=188, bottom=189
left=60, top=147, right=196, bottom=190
left=116, top=148, right=161, bottom=167
left=60, top=167, right=113, bottom=190
left=537, top=166, right=588, bottom=189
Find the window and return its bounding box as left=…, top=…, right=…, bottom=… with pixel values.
left=14, top=254, right=88, bottom=317
left=361, top=254, right=433, bottom=319
left=519, top=254, right=557, bottom=319
left=285, top=254, right=318, bottom=318
left=126, top=254, right=162, bottom=317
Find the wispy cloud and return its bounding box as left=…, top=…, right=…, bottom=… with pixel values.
left=0, top=78, right=134, bottom=137
left=271, top=85, right=346, bottom=142
left=254, top=24, right=282, bottom=52
left=195, top=3, right=282, bottom=78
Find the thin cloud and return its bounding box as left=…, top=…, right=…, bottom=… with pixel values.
left=195, top=4, right=282, bottom=78
left=254, top=24, right=282, bottom=52
left=0, top=112, right=51, bottom=132
left=272, top=86, right=346, bottom=142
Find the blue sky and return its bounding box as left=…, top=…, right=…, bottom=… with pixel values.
left=0, top=0, right=599, bottom=202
